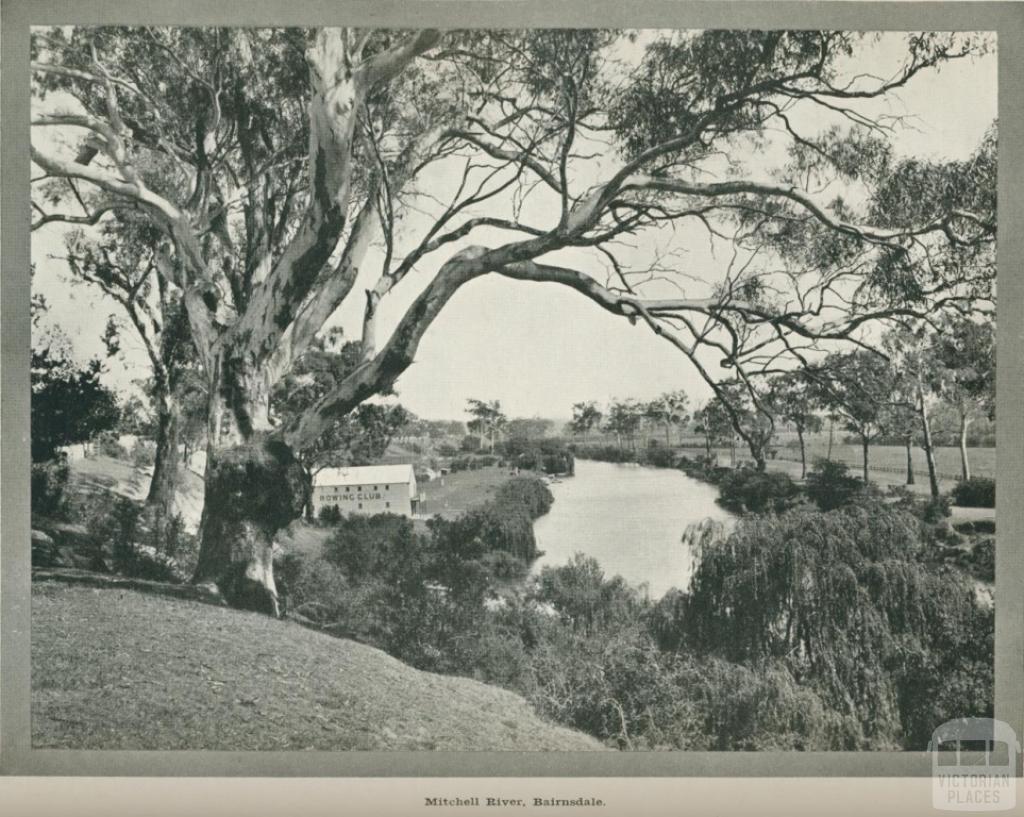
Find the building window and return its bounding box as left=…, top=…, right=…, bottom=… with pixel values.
left=373, top=485, right=378, bottom=491
left=385, top=502, right=390, bottom=509
left=358, top=503, right=363, bottom=510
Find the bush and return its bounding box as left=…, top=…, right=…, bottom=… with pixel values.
left=493, top=476, right=554, bottom=519
left=460, top=435, right=482, bottom=453
left=804, top=459, right=865, bottom=511
left=716, top=467, right=801, bottom=514
left=92, top=429, right=128, bottom=460
left=967, top=538, right=995, bottom=583
left=886, top=486, right=952, bottom=524
left=640, top=447, right=679, bottom=469
left=275, top=552, right=352, bottom=624
left=951, top=477, right=995, bottom=508
left=437, top=443, right=459, bottom=457
left=318, top=503, right=342, bottom=524
left=575, top=445, right=633, bottom=464
left=323, top=513, right=421, bottom=581
left=131, top=440, right=157, bottom=467
left=31, top=453, right=70, bottom=517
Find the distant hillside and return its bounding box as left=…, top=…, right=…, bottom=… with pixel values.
left=32, top=581, right=605, bottom=751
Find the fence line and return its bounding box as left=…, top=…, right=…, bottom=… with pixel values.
left=659, top=442, right=964, bottom=482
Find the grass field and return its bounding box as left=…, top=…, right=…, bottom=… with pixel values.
left=666, top=433, right=993, bottom=494
left=31, top=581, right=603, bottom=751
left=415, top=465, right=517, bottom=519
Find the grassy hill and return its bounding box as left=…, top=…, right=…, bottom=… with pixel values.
left=32, top=580, right=604, bottom=751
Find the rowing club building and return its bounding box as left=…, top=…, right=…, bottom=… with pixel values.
left=311, top=464, right=420, bottom=518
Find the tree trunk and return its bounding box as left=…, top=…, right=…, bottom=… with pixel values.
left=917, top=389, right=940, bottom=500
left=797, top=428, right=806, bottom=480
left=191, top=362, right=308, bottom=616
left=827, top=418, right=835, bottom=461
left=959, top=411, right=971, bottom=481
left=146, top=394, right=182, bottom=540
left=904, top=437, right=915, bottom=485
left=861, top=436, right=870, bottom=484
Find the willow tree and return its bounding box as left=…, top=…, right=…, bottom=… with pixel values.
left=31, top=28, right=994, bottom=614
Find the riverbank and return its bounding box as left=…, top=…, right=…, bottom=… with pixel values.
left=531, top=459, right=731, bottom=599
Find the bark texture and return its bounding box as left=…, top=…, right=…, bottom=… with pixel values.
left=192, top=437, right=308, bottom=616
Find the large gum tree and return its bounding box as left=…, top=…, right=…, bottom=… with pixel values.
left=31, top=28, right=995, bottom=614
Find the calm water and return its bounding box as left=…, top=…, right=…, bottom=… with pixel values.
left=531, top=459, right=733, bottom=599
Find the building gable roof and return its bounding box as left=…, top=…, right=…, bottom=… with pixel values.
left=313, top=464, right=416, bottom=487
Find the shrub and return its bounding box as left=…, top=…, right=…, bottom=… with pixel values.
left=575, top=445, right=633, bottom=463
left=640, top=447, right=679, bottom=469
left=886, top=485, right=952, bottom=524
left=479, top=549, right=529, bottom=581
left=460, top=435, right=482, bottom=453
left=83, top=496, right=141, bottom=573
left=804, top=459, right=865, bottom=511
left=716, top=467, right=801, bottom=514
left=323, top=513, right=421, bottom=581
left=951, top=476, right=995, bottom=508
left=131, top=440, right=157, bottom=467
left=275, top=552, right=351, bottom=624
left=967, top=537, right=995, bottom=583
left=31, top=453, right=70, bottom=517
left=92, top=429, right=128, bottom=460
left=493, top=476, right=554, bottom=519
left=318, top=503, right=342, bottom=524
left=437, top=443, right=458, bottom=457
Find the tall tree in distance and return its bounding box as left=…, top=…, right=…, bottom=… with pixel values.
left=569, top=401, right=603, bottom=443
left=645, top=390, right=690, bottom=446
left=604, top=400, right=643, bottom=453
left=883, top=325, right=943, bottom=499
left=465, top=399, right=507, bottom=453
left=929, top=316, right=995, bottom=481
left=766, top=371, right=822, bottom=480
left=811, top=352, right=893, bottom=485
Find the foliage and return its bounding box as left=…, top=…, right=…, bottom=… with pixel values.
left=951, top=476, right=995, bottom=508
left=323, top=513, right=420, bottom=582
left=804, top=459, right=866, bottom=511
left=680, top=503, right=992, bottom=747
left=92, top=430, right=129, bottom=460
left=272, top=332, right=412, bottom=475
left=31, top=339, right=121, bottom=462
left=569, top=401, right=603, bottom=438
left=716, top=467, right=802, bottom=514
left=31, top=453, right=71, bottom=516
left=494, top=477, right=555, bottom=519
left=318, top=504, right=342, bottom=524
left=810, top=351, right=893, bottom=453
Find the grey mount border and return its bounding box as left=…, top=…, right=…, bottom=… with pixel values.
left=2, top=0, right=1022, bottom=778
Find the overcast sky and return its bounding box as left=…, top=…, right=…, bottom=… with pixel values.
left=31, top=30, right=997, bottom=422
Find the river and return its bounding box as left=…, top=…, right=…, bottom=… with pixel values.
left=530, top=458, right=733, bottom=599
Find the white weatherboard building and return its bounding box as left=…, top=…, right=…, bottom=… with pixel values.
left=312, top=464, right=419, bottom=517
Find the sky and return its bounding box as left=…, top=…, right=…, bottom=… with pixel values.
left=31, top=30, right=998, bottom=423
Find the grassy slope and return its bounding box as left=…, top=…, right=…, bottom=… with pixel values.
left=32, top=582, right=604, bottom=751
